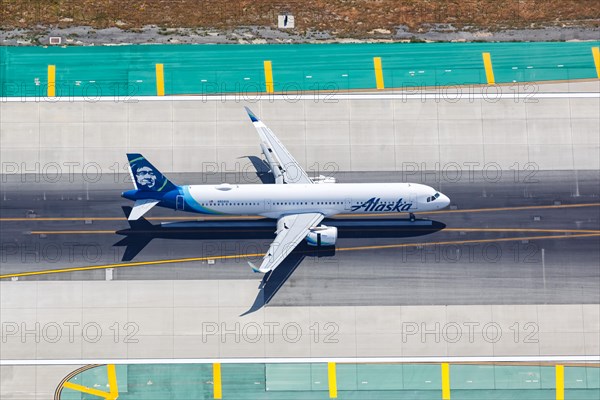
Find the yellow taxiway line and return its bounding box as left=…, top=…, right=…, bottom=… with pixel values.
left=1, top=232, right=598, bottom=280
left=1, top=202, right=598, bottom=222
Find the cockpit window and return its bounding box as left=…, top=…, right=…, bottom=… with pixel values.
left=427, top=193, right=441, bottom=203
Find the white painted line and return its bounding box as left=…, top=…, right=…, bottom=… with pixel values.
left=1, top=92, right=599, bottom=103
left=1, top=356, right=599, bottom=366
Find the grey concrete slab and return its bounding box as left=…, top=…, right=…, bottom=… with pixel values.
left=216, top=121, right=259, bottom=147
left=395, top=119, right=440, bottom=145
left=83, top=101, right=128, bottom=122
left=1, top=282, right=598, bottom=363
left=482, top=119, right=528, bottom=145
left=350, top=145, right=396, bottom=171
left=1, top=87, right=599, bottom=172
left=569, top=97, right=600, bottom=119
left=480, top=99, right=528, bottom=120
left=0, top=123, right=39, bottom=148
left=172, top=147, right=219, bottom=172
left=393, top=100, right=438, bottom=120
left=573, top=145, right=600, bottom=170
left=173, top=280, right=221, bottom=308
left=1, top=365, right=75, bottom=400
left=571, top=119, right=600, bottom=145
left=215, top=100, right=256, bottom=122
left=261, top=100, right=307, bottom=121
left=127, top=147, right=174, bottom=170
left=395, top=145, right=439, bottom=170
left=171, top=100, right=216, bottom=122
left=39, top=123, right=84, bottom=148
left=350, top=120, right=395, bottom=145
left=355, top=333, right=403, bottom=357
left=582, top=305, right=600, bottom=333
left=304, top=99, right=349, bottom=121
left=129, top=121, right=173, bottom=147
left=173, top=121, right=217, bottom=147
left=483, top=144, right=530, bottom=169
left=216, top=145, right=266, bottom=170
left=173, top=335, right=220, bottom=358
left=526, top=98, right=572, bottom=119
left=0, top=102, right=39, bottom=123
left=584, top=332, right=600, bottom=355
left=127, top=101, right=172, bottom=122
left=38, top=102, right=83, bottom=123
left=528, top=144, right=575, bottom=169
left=306, top=120, right=349, bottom=146
left=83, top=147, right=129, bottom=170
left=437, top=101, right=482, bottom=120
left=349, top=99, right=394, bottom=120
left=83, top=122, right=128, bottom=148
left=438, top=119, right=483, bottom=145
left=439, top=144, right=485, bottom=166
left=526, top=119, right=572, bottom=145
left=0, top=148, right=39, bottom=168
left=305, top=144, right=352, bottom=171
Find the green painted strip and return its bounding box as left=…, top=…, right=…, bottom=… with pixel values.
left=2, top=41, right=599, bottom=97
left=58, top=363, right=600, bottom=399
left=157, top=178, right=168, bottom=192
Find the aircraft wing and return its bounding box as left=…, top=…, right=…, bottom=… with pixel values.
left=245, top=107, right=313, bottom=184
left=249, top=212, right=324, bottom=273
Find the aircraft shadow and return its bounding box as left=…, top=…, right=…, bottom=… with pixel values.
left=114, top=207, right=446, bottom=314
left=243, top=156, right=275, bottom=184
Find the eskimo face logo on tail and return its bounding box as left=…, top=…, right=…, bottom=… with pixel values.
left=351, top=197, right=413, bottom=212
left=135, top=166, right=157, bottom=189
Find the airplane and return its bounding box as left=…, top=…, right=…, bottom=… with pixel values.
left=121, top=107, right=450, bottom=274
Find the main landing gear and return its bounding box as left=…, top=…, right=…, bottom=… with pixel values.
left=409, top=213, right=416, bottom=222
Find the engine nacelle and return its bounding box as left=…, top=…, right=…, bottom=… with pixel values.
left=306, top=225, right=338, bottom=246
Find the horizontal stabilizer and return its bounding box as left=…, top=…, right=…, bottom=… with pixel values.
left=128, top=199, right=160, bottom=221
left=121, top=206, right=155, bottom=229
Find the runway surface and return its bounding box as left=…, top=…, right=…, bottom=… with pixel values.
left=1, top=170, right=598, bottom=306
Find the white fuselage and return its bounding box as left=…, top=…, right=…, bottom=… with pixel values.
left=180, top=182, right=450, bottom=218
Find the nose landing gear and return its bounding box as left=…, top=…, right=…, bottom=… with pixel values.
left=409, top=213, right=416, bottom=222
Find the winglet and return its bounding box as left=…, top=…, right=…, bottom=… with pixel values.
left=244, top=107, right=260, bottom=122
left=248, top=261, right=262, bottom=273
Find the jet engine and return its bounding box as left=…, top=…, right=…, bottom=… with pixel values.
left=306, top=225, right=338, bottom=246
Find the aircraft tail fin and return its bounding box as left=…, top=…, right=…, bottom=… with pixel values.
left=127, top=153, right=177, bottom=192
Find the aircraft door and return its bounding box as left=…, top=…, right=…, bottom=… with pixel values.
left=264, top=199, right=271, bottom=211
left=176, top=195, right=185, bottom=210
left=344, top=198, right=352, bottom=210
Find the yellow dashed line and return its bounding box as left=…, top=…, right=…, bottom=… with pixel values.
left=1, top=233, right=598, bottom=280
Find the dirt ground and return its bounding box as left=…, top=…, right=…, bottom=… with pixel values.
left=2, top=0, right=599, bottom=33
left=0, top=0, right=598, bottom=44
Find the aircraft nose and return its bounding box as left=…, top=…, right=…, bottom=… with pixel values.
left=440, top=193, right=451, bottom=208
